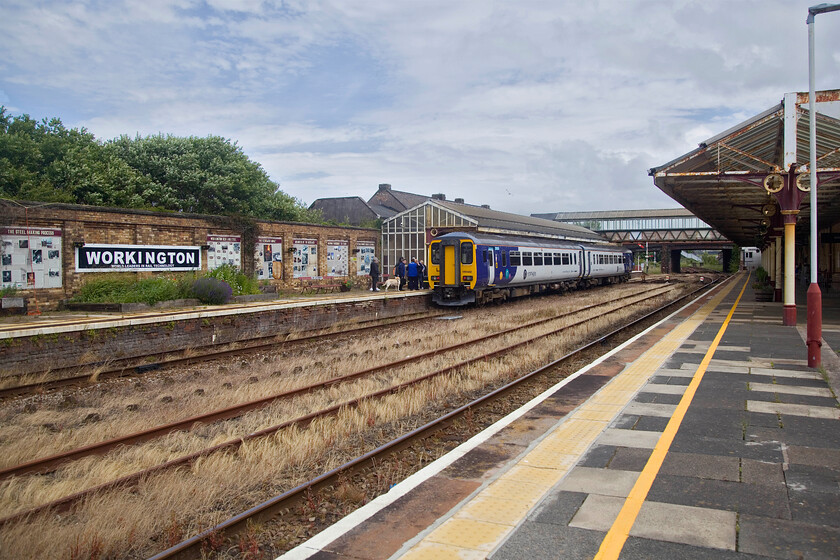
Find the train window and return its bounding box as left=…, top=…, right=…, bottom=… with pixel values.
left=461, top=242, right=473, bottom=264
left=553, top=253, right=562, bottom=265
left=502, top=252, right=508, bottom=267
left=523, top=252, right=533, bottom=266
left=510, top=251, right=521, bottom=266
left=431, top=244, right=440, bottom=265
left=562, top=253, right=570, bottom=265
left=574, top=253, right=577, bottom=264
left=482, top=250, right=487, bottom=263
left=533, top=253, right=543, bottom=266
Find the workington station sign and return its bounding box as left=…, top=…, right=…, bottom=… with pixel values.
left=75, top=244, right=202, bottom=272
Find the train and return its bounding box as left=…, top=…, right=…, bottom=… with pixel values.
left=428, top=232, right=633, bottom=306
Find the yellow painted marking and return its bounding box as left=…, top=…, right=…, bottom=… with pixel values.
left=397, top=276, right=743, bottom=558
left=594, top=274, right=749, bottom=560
left=426, top=518, right=512, bottom=551
left=458, top=495, right=535, bottom=525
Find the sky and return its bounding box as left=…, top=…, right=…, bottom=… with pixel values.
left=2, top=0, right=839, bottom=217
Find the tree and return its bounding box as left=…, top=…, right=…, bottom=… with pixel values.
left=0, top=108, right=321, bottom=223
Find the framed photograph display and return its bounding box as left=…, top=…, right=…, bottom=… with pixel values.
left=206, top=235, right=241, bottom=270
left=356, top=241, right=375, bottom=276
left=292, top=239, right=318, bottom=278
left=255, top=237, right=283, bottom=280
left=1, top=227, right=63, bottom=289
left=325, top=240, right=348, bottom=277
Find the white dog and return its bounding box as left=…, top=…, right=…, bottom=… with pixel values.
left=382, top=278, right=401, bottom=291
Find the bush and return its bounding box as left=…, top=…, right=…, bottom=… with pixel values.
left=191, top=277, right=232, bottom=305
left=206, top=264, right=260, bottom=296
left=73, top=275, right=188, bottom=305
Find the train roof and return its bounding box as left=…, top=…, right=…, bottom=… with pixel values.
left=433, top=232, right=629, bottom=252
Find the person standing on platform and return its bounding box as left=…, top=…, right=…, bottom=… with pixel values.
left=407, top=257, right=419, bottom=290
left=369, top=257, right=380, bottom=291
left=396, top=257, right=407, bottom=291
left=418, top=259, right=427, bottom=288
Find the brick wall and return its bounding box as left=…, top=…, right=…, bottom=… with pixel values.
left=1, top=295, right=430, bottom=378
left=0, top=201, right=379, bottom=309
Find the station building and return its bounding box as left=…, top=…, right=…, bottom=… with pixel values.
left=0, top=200, right=378, bottom=310
left=380, top=196, right=605, bottom=273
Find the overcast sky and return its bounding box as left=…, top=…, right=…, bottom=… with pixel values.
left=2, top=0, right=839, bottom=216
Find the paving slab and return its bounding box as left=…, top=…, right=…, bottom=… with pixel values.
left=555, top=466, right=639, bottom=497
left=740, top=458, right=786, bottom=486
left=597, top=428, right=661, bottom=449
left=783, top=464, right=840, bottom=495
left=738, top=513, right=840, bottom=560
left=659, top=452, right=740, bottom=482
left=786, top=444, right=840, bottom=467
left=747, top=400, right=840, bottom=420
left=647, top=474, right=792, bottom=520
left=624, top=401, right=677, bottom=417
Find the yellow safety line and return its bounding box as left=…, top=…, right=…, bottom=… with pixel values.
left=594, top=273, right=750, bottom=560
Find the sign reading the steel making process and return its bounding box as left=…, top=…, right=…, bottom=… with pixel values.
left=1, top=226, right=64, bottom=288
left=75, top=244, right=201, bottom=272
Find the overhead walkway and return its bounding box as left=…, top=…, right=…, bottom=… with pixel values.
left=283, top=273, right=840, bottom=560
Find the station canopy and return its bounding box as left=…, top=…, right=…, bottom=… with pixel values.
left=650, top=91, right=840, bottom=247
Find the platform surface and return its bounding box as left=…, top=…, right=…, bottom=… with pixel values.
left=283, top=275, right=840, bottom=560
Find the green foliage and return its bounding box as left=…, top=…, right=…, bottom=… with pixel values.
left=73, top=275, right=189, bottom=306
left=190, top=277, right=232, bottom=305
left=729, top=245, right=741, bottom=273
left=1, top=285, right=18, bottom=297
left=206, top=264, right=260, bottom=296
left=755, top=266, right=769, bottom=285
left=0, top=107, right=321, bottom=223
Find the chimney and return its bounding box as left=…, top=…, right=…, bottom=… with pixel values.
left=454, top=198, right=465, bottom=204
left=431, top=193, right=446, bottom=200
left=481, top=204, right=490, bottom=209
left=378, top=183, right=392, bottom=191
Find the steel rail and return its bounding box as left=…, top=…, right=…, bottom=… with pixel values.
left=0, top=283, right=683, bottom=528
left=149, top=277, right=727, bottom=560
left=0, top=286, right=669, bottom=480
left=0, top=310, right=446, bottom=399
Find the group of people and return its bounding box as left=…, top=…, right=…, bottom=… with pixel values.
left=368, top=256, right=427, bottom=291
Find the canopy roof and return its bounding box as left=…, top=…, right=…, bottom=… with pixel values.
left=650, top=90, right=840, bottom=247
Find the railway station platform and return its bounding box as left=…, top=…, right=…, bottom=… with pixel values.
left=283, top=274, right=840, bottom=560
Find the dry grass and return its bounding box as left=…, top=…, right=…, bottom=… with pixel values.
left=0, top=284, right=684, bottom=558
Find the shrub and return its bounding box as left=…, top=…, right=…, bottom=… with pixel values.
left=73, top=275, right=187, bottom=305
left=191, top=277, right=232, bottom=305
left=206, top=264, right=260, bottom=296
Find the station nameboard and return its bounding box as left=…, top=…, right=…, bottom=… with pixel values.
left=75, top=244, right=201, bottom=272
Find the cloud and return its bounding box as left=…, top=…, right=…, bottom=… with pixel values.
left=2, top=0, right=838, bottom=215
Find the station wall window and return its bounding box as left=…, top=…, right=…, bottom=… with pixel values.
left=510, top=251, right=521, bottom=266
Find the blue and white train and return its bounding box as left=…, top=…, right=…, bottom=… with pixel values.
left=428, top=232, right=632, bottom=306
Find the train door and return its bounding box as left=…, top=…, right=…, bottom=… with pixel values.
left=580, top=249, right=588, bottom=278
left=439, top=238, right=460, bottom=286
left=487, top=248, right=496, bottom=285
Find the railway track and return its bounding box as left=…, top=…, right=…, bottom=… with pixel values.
left=0, top=278, right=724, bottom=556
left=0, top=282, right=701, bottom=534
left=0, top=284, right=672, bottom=485
left=0, top=310, right=446, bottom=399
left=148, top=277, right=726, bottom=560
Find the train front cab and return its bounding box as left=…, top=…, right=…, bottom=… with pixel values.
left=429, top=236, right=477, bottom=306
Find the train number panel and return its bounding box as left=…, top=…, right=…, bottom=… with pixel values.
left=428, top=232, right=631, bottom=306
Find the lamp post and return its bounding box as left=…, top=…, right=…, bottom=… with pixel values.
left=806, top=3, right=840, bottom=368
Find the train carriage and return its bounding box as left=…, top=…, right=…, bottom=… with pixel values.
left=429, top=232, right=631, bottom=306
